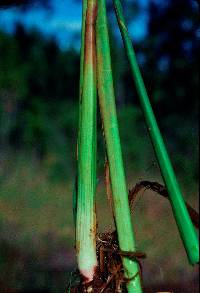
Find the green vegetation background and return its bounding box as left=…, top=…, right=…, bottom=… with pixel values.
left=0, top=0, right=199, bottom=291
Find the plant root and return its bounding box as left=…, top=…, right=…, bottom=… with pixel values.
left=68, top=180, right=199, bottom=292
left=129, top=180, right=199, bottom=229
left=68, top=231, right=145, bottom=292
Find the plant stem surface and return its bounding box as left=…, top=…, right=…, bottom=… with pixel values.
left=76, top=0, right=98, bottom=283
left=96, top=0, right=143, bottom=292
left=113, top=0, right=199, bottom=265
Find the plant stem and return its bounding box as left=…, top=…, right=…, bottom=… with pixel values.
left=113, top=0, right=199, bottom=265
left=76, top=0, right=98, bottom=284
left=96, top=1, right=143, bottom=292
left=79, top=0, right=87, bottom=97
left=73, top=0, right=88, bottom=227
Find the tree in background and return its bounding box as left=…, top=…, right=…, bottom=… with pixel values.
left=0, top=0, right=199, bottom=179
left=143, top=0, right=199, bottom=179
left=146, top=0, right=199, bottom=118
left=0, top=24, right=79, bottom=160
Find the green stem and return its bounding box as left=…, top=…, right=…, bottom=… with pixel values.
left=79, top=0, right=87, bottom=97
left=76, top=0, right=98, bottom=284
left=73, top=0, right=87, bottom=227
left=113, top=0, right=199, bottom=265
left=96, top=1, right=143, bottom=292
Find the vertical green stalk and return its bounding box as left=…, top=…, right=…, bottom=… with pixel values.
left=96, top=1, right=143, bottom=292
left=113, top=0, right=199, bottom=265
left=73, top=0, right=88, bottom=227
left=76, top=0, right=98, bottom=284
left=79, top=0, right=88, bottom=97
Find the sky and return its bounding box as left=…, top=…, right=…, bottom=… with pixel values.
left=0, top=0, right=149, bottom=49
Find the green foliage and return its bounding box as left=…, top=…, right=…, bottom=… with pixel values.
left=0, top=26, right=79, bottom=159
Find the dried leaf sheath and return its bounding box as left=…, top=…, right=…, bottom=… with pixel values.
left=76, top=0, right=98, bottom=283
left=96, top=0, right=143, bottom=292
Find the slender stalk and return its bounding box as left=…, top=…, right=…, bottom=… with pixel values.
left=79, top=0, right=88, bottom=97
left=96, top=1, right=143, bottom=292
left=73, top=0, right=87, bottom=226
left=76, top=0, right=98, bottom=284
left=113, top=0, right=199, bottom=265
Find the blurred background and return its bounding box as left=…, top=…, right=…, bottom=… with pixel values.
left=0, top=0, right=199, bottom=292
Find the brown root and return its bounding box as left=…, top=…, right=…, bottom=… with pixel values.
left=69, top=180, right=199, bottom=292
left=69, top=231, right=145, bottom=292
left=129, top=180, right=199, bottom=229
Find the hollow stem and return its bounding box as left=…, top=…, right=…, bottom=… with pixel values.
left=113, top=0, right=199, bottom=265
left=96, top=1, right=143, bottom=292
left=76, top=0, right=98, bottom=284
